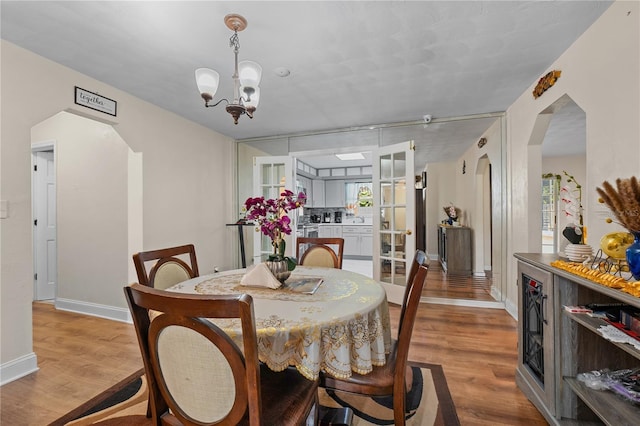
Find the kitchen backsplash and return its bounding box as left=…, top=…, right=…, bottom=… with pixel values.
left=304, top=207, right=372, bottom=224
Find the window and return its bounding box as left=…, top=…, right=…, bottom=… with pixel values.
left=345, top=181, right=372, bottom=216
left=541, top=176, right=559, bottom=253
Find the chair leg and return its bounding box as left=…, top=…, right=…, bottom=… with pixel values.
left=393, top=391, right=406, bottom=426
left=146, top=394, right=151, bottom=418
left=318, top=405, right=354, bottom=426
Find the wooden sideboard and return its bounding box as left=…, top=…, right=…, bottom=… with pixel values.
left=515, top=253, right=640, bottom=425
left=437, top=225, right=471, bottom=275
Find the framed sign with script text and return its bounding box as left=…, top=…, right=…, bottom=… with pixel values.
left=74, top=87, right=117, bottom=116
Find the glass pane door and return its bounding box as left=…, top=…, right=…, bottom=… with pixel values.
left=373, top=142, right=415, bottom=304
left=252, top=156, right=294, bottom=265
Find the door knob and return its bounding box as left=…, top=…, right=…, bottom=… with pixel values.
left=405, top=230, right=412, bottom=235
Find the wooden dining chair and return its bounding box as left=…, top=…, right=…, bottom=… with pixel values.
left=133, top=244, right=199, bottom=290
left=318, top=250, right=429, bottom=426
left=124, top=283, right=320, bottom=426
left=296, top=237, right=344, bottom=269
left=399, top=249, right=429, bottom=335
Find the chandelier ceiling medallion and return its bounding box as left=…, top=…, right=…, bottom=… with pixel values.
left=195, top=14, right=262, bottom=125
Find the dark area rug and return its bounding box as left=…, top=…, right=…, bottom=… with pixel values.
left=50, top=362, right=459, bottom=426
left=48, top=368, right=148, bottom=426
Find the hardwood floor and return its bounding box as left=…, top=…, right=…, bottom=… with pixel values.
left=424, top=261, right=495, bottom=301
left=1, top=302, right=142, bottom=426
left=0, top=300, right=546, bottom=425
left=343, top=258, right=497, bottom=301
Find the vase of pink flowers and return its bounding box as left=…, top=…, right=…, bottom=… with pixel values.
left=244, top=190, right=306, bottom=281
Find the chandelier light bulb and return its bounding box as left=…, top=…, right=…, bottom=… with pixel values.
left=195, top=68, right=220, bottom=102
left=242, top=86, right=260, bottom=110
left=238, top=60, right=262, bottom=88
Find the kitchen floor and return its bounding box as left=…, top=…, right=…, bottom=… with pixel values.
left=342, top=259, right=373, bottom=278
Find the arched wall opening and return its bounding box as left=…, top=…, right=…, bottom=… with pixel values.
left=31, top=111, right=142, bottom=315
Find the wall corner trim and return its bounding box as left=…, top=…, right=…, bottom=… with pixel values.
left=0, top=353, right=39, bottom=386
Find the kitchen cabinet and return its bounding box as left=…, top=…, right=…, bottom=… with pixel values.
left=515, top=253, right=640, bottom=425
left=312, top=180, right=325, bottom=207
left=318, top=225, right=342, bottom=238
left=318, top=225, right=343, bottom=258
left=437, top=225, right=471, bottom=275
left=296, top=175, right=312, bottom=205
left=324, top=180, right=345, bottom=207
left=343, top=226, right=372, bottom=257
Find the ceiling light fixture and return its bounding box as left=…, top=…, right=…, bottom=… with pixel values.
left=336, top=153, right=365, bottom=161
left=195, top=14, right=262, bottom=125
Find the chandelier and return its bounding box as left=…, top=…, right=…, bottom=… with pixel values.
left=195, top=14, right=262, bottom=125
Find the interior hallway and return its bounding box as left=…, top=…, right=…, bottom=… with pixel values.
left=343, top=258, right=495, bottom=302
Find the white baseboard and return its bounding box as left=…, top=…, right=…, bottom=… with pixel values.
left=490, top=285, right=502, bottom=302
left=422, top=296, right=505, bottom=309
left=504, top=298, right=518, bottom=320
left=1, top=352, right=38, bottom=386
left=55, top=298, right=132, bottom=323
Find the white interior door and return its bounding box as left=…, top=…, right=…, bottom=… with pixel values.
left=373, top=141, right=415, bottom=304
left=33, top=150, right=57, bottom=300
left=252, top=156, right=296, bottom=265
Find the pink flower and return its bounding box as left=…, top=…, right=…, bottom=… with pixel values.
left=244, top=191, right=306, bottom=241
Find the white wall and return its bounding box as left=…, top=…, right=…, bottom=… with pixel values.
left=1, top=40, right=234, bottom=383
left=506, top=1, right=640, bottom=311
left=542, top=155, right=587, bottom=253
left=424, top=161, right=456, bottom=257
left=31, top=112, right=134, bottom=308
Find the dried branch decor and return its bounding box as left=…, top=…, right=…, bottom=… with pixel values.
left=596, top=176, right=640, bottom=232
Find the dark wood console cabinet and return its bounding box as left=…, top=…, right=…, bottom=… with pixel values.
left=437, top=225, right=471, bottom=275
left=515, top=253, right=640, bottom=425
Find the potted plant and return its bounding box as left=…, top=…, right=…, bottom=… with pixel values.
left=243, top=190, right=306, bottom=281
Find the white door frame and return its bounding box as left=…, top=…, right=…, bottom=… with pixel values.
left=373, top=141, right=415, bottom=304
left=32, top=140, right=57, bottom=301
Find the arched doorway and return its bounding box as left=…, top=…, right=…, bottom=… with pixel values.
left=31, top=111, right=142, bottom=313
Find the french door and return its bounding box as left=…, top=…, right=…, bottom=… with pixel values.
left=373, top=141, right=415, bottom=304
left=251, top=156, right=296, bottom=265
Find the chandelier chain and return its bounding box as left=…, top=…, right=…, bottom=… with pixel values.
left=230, top=31, right=240, bottom=54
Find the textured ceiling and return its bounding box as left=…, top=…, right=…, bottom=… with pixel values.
left=1, top=1, right=610, bottom=168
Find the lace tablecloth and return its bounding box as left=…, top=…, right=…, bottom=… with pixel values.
left=167, top=266, right=392, bottom=380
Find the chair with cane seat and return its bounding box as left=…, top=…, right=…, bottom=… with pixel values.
left=124, top=283, right=319, bottom=425
left=133, top=244, right=199, bottom=290
left=318, top=250, right=429, bottom=426
left=296, top=237, right=344, bottom=269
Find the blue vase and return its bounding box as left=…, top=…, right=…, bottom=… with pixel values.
left=626, top=231, right=640, bottom=280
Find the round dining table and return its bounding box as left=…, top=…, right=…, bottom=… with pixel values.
left=166, top=266, right=392, bottom=381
